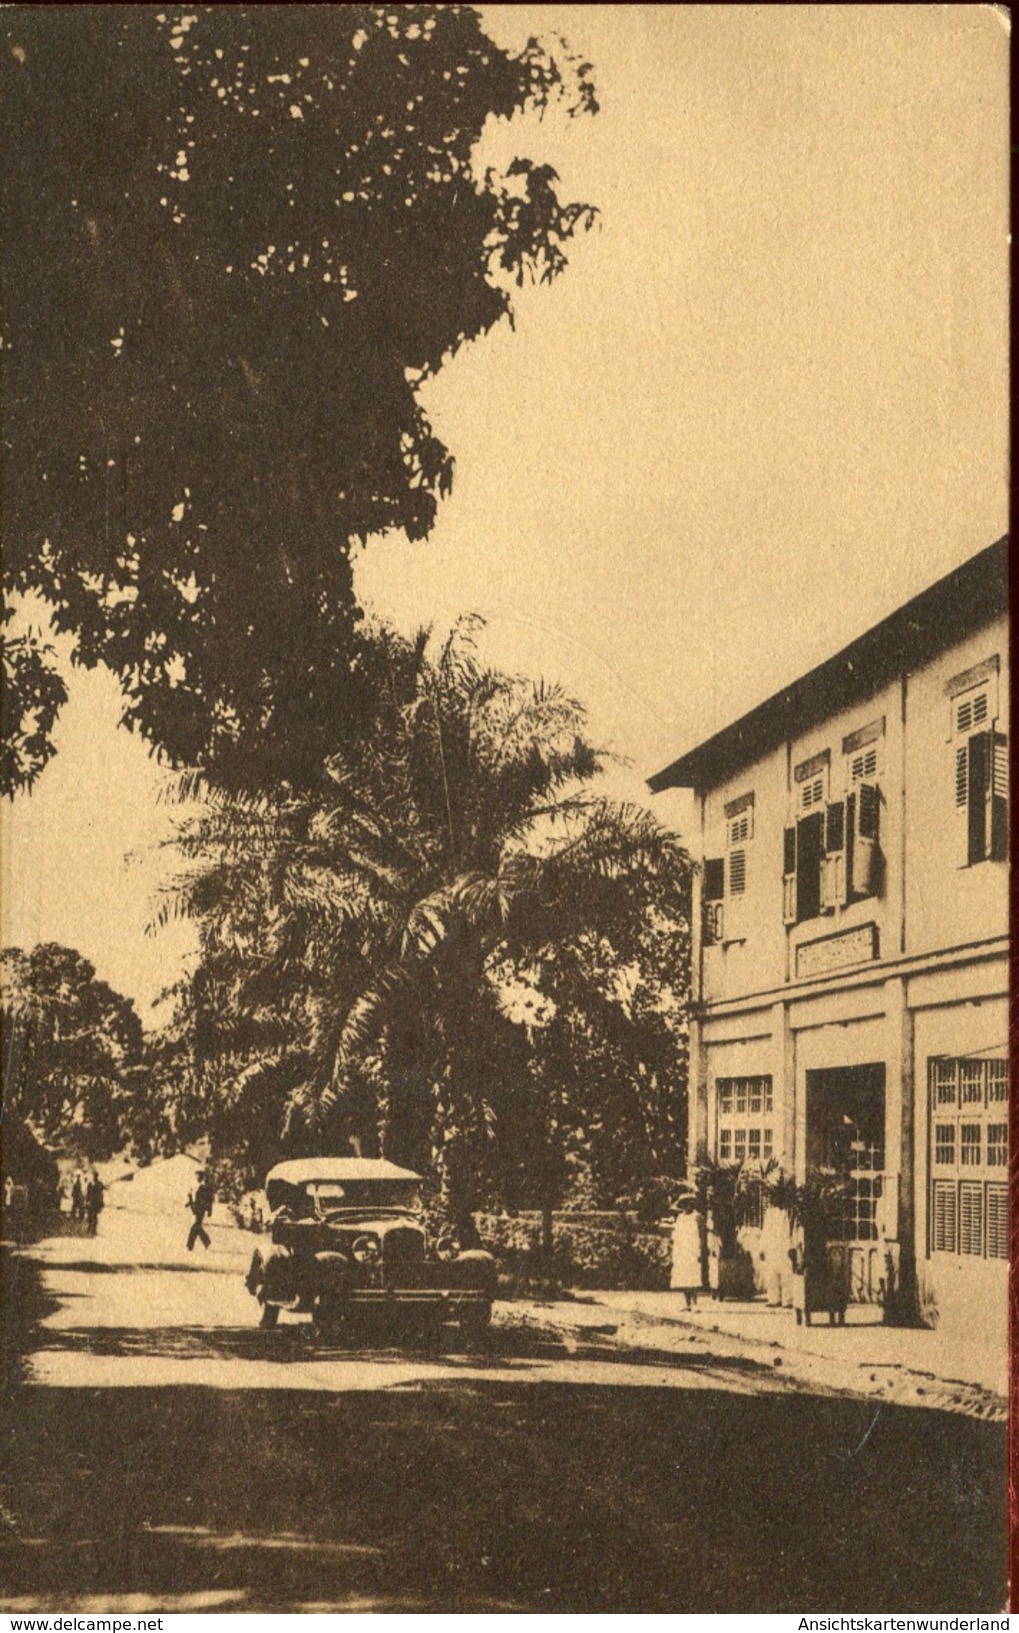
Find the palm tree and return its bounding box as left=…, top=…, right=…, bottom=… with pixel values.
left=152, top=617, right=692, bottom=1216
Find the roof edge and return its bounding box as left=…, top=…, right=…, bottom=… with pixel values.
left=648, top=536, right=1009, bottom=795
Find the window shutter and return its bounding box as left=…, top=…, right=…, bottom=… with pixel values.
left=727, top=849, right=746, bottom=895
left=703, top=858, right=725, bottom=901
left=724, top=849, right=748, bottom=941
left=966, top=731, right=990, bottom=865
left=820, top=800, right=847, bottom=911
left=989, top=731, right=1009, bottom=862
left=986, top=1185, right=1009, bottom=1260
left=702, top=857, right=724, bottom=945
left=856, top=783, right=879, bottom=841
left=849, top=784, right=880, bottom=898
left=958, top=1182, right=983, bottom=1256
left=795, top=811, right=823, bottom=922
left=782, top=825, right=797, bottom=925
left=825, top=800, right=846, bottom=852
left=953, top=744, right=971, bottom=868
left=931, top=1180, right=957, bottom=1255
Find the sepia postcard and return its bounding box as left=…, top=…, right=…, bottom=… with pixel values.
left=0, top=4, right=1010, bottom=1618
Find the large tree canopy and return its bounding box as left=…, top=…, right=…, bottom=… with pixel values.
left=1, top=942, right=146, bottom=1157
left=2, top=5, right=596, bottom=791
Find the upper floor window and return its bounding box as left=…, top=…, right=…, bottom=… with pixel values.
left=703, top=793, right=753, bottom=945
left=783, top=733, right=884, bottom=926
left=949, top=660, right=1007, bottom=868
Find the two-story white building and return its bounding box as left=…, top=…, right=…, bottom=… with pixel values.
left=649, top=537, right=1008, bottom=1339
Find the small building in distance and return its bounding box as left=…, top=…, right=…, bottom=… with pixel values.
left=649, top=536, right=1008, bottom=1340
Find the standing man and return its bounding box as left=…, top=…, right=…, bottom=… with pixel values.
left=186, top=1170, right=214, bottom=1252
left=84, top=1172, right=104, bottom=1235
left=70, top=1169, right=86, bottom=1223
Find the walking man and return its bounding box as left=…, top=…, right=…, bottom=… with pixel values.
left=186, top=1170, right=214, bottom=1251
left=70, top=1170, right=86, bottom=1223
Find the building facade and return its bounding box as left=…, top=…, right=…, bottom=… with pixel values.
left=649, top=538, right=1009, bottom=1338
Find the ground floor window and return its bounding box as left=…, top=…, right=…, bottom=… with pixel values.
left=715, top=1075, right=773, bottom=1167
left=715, top=1075, right=774, bottom=1230
left=929, top=1056, right=1008, bottom=1260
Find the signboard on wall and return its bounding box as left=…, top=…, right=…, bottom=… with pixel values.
left=796, top=923, right=879, bottom=979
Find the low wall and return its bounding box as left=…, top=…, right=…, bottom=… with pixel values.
left=477, top=1210, right=672, bottom=1292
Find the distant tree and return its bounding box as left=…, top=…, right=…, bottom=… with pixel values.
left=1, top=943, right=146, bottom=1157
left=2, top=5, right=597, bottom=791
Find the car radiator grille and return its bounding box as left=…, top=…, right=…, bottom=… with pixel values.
left=383, top=1228, right=425, bottom=1264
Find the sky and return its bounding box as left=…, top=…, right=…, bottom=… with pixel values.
left=2, top=4, right=1009, bottom=1017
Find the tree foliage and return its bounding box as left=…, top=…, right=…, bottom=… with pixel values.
left=150, top=621, right=691, bottom=1210
left=0, top=620, right=68, bottom=796
left=1, top=943, right=146, bottom=1157
left=2, top=4, right=597, bottom=790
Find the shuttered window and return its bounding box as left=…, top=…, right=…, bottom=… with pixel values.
left=850, top=745, right=879, bottom=782
left=825, top=800, right=845, bottom=852
left=795, top=811, right=823, bottom=922
left=951, top=669, right=1007, bottom=867
left=799, top=775, right=825, bottom=811
left=717, top=794, right=753, bottom=941
left=702, top=857, right=724, bottom=946
left=857, top=783, right=880, bottom=842
left=703, top=858, right=724, bottom=901
left=986, top=1186, right=1008, bottom=1260
left=728, top=811, right=753, bottom=845
left=958, top=1183, right=983, bottom=1256
left=728, top=849, right=746, bottom=894
left=928, top=1057, right=1008, bottom=1262
left=955, top=688, right=990, bottom=735
left=786, top=734, right=884, bottom=926
left=932, top=1180, right=957, bottom=1254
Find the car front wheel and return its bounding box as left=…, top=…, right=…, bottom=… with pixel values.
left=311, top=1295, right=349, bottom=1340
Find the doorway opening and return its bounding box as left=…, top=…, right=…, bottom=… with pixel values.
left=805, top=1063, right=887, bottom=1304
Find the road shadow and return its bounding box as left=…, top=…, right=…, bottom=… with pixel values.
left=1, top=1247, right=60, bottom=1389
left=33, top=1259, right=243, bottom=1277
left=0, top=1380, right=1006, bottom=1612
left=26, top=1316, right=786, bottom=1386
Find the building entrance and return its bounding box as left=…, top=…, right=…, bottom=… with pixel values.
left=805, top=1063, right=887, bottom=1304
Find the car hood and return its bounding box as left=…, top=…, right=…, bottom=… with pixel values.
left=319, top=1212, right=424, bottom=1238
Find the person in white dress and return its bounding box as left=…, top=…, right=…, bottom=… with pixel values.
left=670, top=1191, right=702, bottom=1309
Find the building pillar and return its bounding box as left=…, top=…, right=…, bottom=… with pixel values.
left=687, top=1016, right=709, bottom=1173
left=772, top=1000, right=794, bottom=1174
left=885, top=975, right=918, bottom=1322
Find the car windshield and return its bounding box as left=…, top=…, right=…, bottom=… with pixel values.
left=305, top=1179, right=421, bottom=1213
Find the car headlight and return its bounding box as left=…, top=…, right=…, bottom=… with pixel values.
left=351, top=1234, right=380, bottom=1264
left=435, top=1233, right=459, bottom=1262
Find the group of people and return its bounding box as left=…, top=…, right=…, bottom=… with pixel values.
left=67, top=1167, right=105, bottom=1234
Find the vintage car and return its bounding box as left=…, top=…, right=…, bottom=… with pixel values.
left=243, top=1157, right=497, bottom=1341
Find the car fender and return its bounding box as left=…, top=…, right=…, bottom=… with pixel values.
left=454, top=1249, right=497, bottom=1294
left=260, top=1243, right=295, bottom=1298
left=313, top=1249, right=351, bottom=1293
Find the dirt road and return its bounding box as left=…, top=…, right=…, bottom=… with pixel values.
left=0, top=1167, right=1007, bottom=1613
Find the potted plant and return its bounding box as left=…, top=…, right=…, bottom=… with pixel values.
left=693, top=1159, right=756, bottom=1301
left=764, top=1168, right=853, bottom=1325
